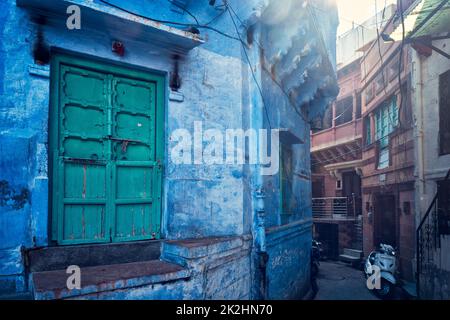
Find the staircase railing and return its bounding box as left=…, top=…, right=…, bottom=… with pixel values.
left=416, top=169, right=450, bottom=299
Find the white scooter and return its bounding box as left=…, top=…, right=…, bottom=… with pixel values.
left=364, top=244, right=397, bottom=299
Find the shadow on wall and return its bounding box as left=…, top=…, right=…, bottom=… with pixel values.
left=0, top=180, right=30, bottom=211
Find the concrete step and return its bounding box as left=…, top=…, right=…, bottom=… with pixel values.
left=0, top=292, right=33, bottom=300
left=343, top=248, right=363, bottom=258
left=339, top=254, right=361, bottom=263
left=27, top=240, right=161, bottom=272
left=31, top=260, right=190, bottom=300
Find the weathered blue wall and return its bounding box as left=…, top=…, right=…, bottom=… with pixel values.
left=0, top=0, right=338, bottom=299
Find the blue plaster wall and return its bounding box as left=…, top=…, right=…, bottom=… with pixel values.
left=0, top=0, right=338, bottom=299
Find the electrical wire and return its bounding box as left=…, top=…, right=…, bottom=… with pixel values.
left=204, top=5, right=228, bottom=26
left=226, top=2, right=273, bottom=129
left=168, top=0, right=199, bottom=25
left=98, top=0, right=240, bottom=41
left=375, top=0, right=389, bottom=97
left=333, top=100, right=354, bottom=122
left=397, top=0, right=406, bottom=129
left=226, top=2, right=310, bottom=124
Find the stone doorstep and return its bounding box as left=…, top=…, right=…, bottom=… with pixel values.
left=343, top=248, right=363, bottom=257
left=28, top=236, right=245, bottom=299
left=339, top=254, right=361, bottom=262
left=27, top=240, right=162, bottom=272
left=31, top=260, right=190, bottom=300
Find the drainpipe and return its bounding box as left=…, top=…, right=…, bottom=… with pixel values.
left=412, top=52, right=426, bottom=222
left=412, top=50, right=425, bottom=290
left=246, top=13, right=268, bottom=300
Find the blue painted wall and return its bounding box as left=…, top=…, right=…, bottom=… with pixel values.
left=0, top=0, right=338, bottom=299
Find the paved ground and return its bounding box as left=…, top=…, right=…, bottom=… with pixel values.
left=314, top=260, right=414, bottom=300
left=314, top=260, right=379, bottom=300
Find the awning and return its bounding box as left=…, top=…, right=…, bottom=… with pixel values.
left=16, top=0, right=204, bottom=54
left=389, top=0, right=450, bottom=41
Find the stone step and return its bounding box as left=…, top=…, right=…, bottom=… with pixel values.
left=31, top=260, right=190, bottom=300
left=339, top=254, right=361, bottom=263
left=343, top=248, right=363, bottom=258
left=27, top=240, right=161, bottom=272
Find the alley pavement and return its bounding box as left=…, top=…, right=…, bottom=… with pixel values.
left=314, top=261, right=379, bottom=300
left=314, top=260, right=415, bottom=300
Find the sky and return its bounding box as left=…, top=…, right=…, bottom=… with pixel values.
left=337, top=0, right=397, bottom=35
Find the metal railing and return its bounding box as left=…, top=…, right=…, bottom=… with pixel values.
left=416, top=169, right=450, bottom=299
left=312, top=195, right=361, bottom=220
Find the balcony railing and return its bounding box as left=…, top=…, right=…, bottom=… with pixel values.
left=312, top=195, right=362, bottom=220
left=311, top=118, right=362, bottom=150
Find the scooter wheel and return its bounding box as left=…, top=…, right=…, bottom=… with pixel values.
left=375, top=279, right=394, bottom=299
left=311, top=264, right=319, bottom=277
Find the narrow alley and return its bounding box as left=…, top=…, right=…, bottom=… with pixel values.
left=314, top=260, right=413, bottom=300
left=315, top=261, right=379, bottom=300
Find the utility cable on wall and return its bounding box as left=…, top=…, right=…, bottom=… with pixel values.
left=98, top=0, right=239, bottom=40
left=226, top=2, right=310, bottom=124
left=226, top=2, right=273, bottom=129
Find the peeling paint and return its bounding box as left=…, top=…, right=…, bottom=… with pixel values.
left=1, top=0, right=338, bottom=299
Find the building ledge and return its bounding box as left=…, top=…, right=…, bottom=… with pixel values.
left=17, top=0, right=204, bottom=54
left=162, top=236, right=246, bottom=260
left=324, top=159, right=364, bottom=171
left=32, top=260, right=190, bottom=300
left=313, top=216, right=359, bottom=223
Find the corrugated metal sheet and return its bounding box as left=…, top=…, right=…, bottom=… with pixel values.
left=390, top=0, right=450, bottom=40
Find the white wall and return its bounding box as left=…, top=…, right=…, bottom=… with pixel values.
left=412, top=38, right=450, bottom=221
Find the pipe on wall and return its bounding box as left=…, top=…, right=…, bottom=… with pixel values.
left=246, top=14, right=268, bottom=300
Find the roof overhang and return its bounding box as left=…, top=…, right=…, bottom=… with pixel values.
left=324, top=159, right=364, bottom=172
left=389, top=0, right=450, bottom=41
left=311, top=135, right=363, bottom=153
left=16, top=0, right=204, bottom=54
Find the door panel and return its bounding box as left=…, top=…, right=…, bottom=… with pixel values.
left=63, top=204, right=106, bottom=242
left=51, top=54, right=164, bottom=245
left=110, top=75, right=157, bottom=241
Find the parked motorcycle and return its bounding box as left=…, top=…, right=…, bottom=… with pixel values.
left=364, top=244, right=397, bottom=299
left=311, top=240, right=322, bottom=277
left=310, top=240, right=322, bottom=297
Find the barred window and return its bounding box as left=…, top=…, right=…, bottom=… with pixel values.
left=439, top=70, right=450, bottom=155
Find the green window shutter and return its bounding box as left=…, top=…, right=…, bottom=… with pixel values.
left=365, top=117, right=372, bottom=145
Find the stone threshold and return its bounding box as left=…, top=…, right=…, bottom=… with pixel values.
left=32, top=260, right=190, bottom=300
left=29, top=236, right=247, bottom=299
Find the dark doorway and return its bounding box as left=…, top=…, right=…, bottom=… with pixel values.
left=374, top=195, right=396, bottom=248
left=437, top=180, right=450, bottom=235
left=342, top=171, right=362, bottom=216
left=312, top=176, right=325, bottom=198
left=342, top=171, right=361, bottom=197
left=315, top=223, right=339, bottom=259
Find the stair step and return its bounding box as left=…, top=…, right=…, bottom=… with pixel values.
left=27, top=240, right=161, bottom=272
left=32, top=260, right=190, bottom=300
left=343, top=248, right=363, bottom=257
left=339, top=254, right=361, bottom=262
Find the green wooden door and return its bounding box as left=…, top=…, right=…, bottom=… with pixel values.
left=50, top=54, right=164, bottom=245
